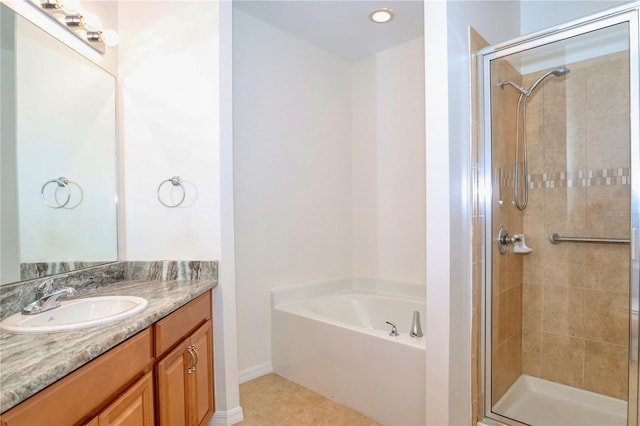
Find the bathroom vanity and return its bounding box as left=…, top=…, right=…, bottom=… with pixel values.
left=0, top=4, right=219, bottom=424
left=0, top=264, right=217, bottom=426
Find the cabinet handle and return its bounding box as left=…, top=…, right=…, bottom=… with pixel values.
left=187, top=346, right=196, bottom=374
left=192, top=344, right=199, bottom=369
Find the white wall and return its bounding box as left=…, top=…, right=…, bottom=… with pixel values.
left=233, top=10, right=353, bottom=374
left=351, top=37, right=426, bottom=284
left=119, top=2, right=221, bottom=261
left=234, top=9, right=427, bottom=377
left=424, top=1, right=521, bottom=424
left=215, top=1, right=243, bottom=422
left=119, top=2, right=241, bottom=422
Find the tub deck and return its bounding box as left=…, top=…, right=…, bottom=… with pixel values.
left=271, top=277, right=426, bottom=425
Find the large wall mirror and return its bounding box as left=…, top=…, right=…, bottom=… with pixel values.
left=0, top=3, right=118, bottom=285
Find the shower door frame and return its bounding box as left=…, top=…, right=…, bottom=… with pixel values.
left=476, top=3, right=640, bottom=425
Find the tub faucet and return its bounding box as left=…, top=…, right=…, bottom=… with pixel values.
left=22, top=277, right=76, bottom=315
left=385, top=321, right=399, bottom=336
left=409, top=311, right=423, bottom=338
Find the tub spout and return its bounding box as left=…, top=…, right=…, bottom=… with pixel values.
left=409, top=311, right=423, bottom=338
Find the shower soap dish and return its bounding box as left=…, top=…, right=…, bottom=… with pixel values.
left=513, top=234, right=533, bottom=254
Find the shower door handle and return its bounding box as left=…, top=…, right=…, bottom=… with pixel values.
left=633, top=228, right=637, bottom=261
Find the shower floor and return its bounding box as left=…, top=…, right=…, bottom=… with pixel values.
left=492, top=375, right=627, bottom=426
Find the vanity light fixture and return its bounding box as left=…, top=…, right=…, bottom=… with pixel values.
left=86, top=29, right=120, bottom=47
left=63, top=12, right=101, bottom=29
left=369, top=7, right=394, bottom=24
left=63, top=14, right=83, bottom=26
left=40, top=0, right=63, bottom=9
left=28, top=0, right=119, bottom=54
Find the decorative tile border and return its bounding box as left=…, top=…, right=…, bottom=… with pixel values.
left=495, top=167, right=631, bottom=189
left=528, top=168, right=630, bottom=188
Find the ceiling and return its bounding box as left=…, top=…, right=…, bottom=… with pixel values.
left=233, top=0, right=424, bottom=61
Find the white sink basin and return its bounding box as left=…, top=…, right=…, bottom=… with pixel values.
left=0, top=296, right=148, bottom=334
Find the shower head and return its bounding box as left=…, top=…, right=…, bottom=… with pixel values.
left=527, top=66, right=571, bottom=94
left=497, top=66, right=570, bottom=97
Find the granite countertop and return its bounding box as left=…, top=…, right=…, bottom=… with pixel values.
left=0, top=278, right=217, bottom=413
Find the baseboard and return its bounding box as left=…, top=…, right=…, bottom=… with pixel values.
left=239, top=361, right=273, bottom=384
left=210, top=406, right=244, bottom=426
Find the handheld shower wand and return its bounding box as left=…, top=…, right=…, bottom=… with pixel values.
left=527, top=66, right=570, bottom=94
left=498, top=66, right=570, bottom=97
left=497, top=66, right=570, bottom=211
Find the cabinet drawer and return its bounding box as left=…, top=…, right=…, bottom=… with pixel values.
left=154, top=291, right=211, bottom=357
left=0, top=328, right=153, bottom=426
left=89, top=372, right=155, bottom=426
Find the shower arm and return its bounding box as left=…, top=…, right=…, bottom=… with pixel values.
left=498, top=79, right=529, bottom=96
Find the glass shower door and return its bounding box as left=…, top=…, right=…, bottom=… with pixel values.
left=480, top=6, right=640, bottom=426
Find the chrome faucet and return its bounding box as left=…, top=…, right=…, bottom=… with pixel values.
left=22, top=277, right=76, bottom=315
left=385, top=321, right=399, bottom=336
left=409, top=311, right=423, bottom=338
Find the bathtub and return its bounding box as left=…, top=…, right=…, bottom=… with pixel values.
left=271, top=277, right=426, bottom=425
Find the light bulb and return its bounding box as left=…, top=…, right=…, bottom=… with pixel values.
left=81, top=12, right=102, bottom=29
left=61, top=0, right=81, bottom=14
left=100, top=29, right=120, bottom=47
left=369, top=8, right=394, bottom=24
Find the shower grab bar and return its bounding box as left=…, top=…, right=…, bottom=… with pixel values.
left=549, top=233, right=629, bottom=244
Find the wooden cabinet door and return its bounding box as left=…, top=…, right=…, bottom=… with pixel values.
left=0, top=329, right=153, bottom=426
left=190, top=321, right=214, bottom=426
left=155, top=321, right=214, bottom=426
left=94, top=372, right=154, bottom=426
left=156, top=342, right=190, bottom=426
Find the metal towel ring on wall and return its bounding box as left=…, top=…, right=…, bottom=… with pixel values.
left=41, top=177, right=72, bottom=209
left=157, top=176, right=186, bottom=208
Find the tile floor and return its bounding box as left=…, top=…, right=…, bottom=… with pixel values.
left=238, top=374, right=383, bottom=425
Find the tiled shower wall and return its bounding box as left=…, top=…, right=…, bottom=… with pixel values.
left=489, top=59, right=524, bottom=406
left=521, top=51, right=630, bottom=400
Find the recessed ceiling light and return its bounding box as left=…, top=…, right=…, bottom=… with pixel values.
left=369, top=7, right=394, bottom=24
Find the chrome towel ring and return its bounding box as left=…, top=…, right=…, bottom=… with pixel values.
left=41, top=177, right=71, bottom=209
left=157, top=176, right=186, bottom=208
